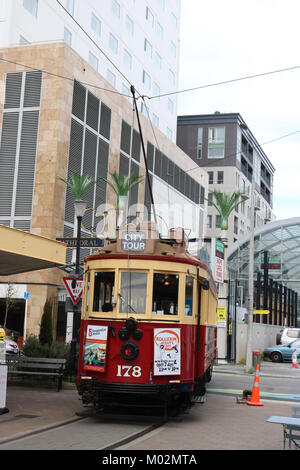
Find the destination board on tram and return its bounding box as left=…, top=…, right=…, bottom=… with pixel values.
left=121, top=231, right=146, bottom=252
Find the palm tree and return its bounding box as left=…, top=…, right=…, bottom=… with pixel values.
left=100, top=172, right=143, bottom=209
left=209, top=190, right=248, bottom=231
left=59, top=173, right=99, bottom=200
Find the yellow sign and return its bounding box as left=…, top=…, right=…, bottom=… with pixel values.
left=253, top=310, right=269, bottom=315
left=217, top=306, right=227, bottom=327
left=0, top=328, right=5, bottom=341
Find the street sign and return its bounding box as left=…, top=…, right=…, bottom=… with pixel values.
left=253, top=310, right=269, bottom=315
left=56, top=238, right=104, bottom=248
left=63, top=277, right=83, bottom=305
left=217, top=306, right=227, bottom=327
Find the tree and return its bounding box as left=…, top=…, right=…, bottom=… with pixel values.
left=209, top=191, right=248, bottom=231
left=4, top=282, right=17, bottom=328
left=39, top=299, right=53, bottom=346
left=59, top=173, right=100, bottom=200
left=100, top=172, right=144, bottom=209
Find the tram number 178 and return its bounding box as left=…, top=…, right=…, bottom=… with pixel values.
left=116, top=365, right=142, bottom=377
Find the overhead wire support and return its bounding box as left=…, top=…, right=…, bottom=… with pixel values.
left=130, top=85, right=157, bottom=225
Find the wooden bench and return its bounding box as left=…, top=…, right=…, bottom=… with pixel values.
left=7, top=356, right=66, bottom=391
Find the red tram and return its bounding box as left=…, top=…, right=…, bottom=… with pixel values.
left=77, top=223, right=218, bottom=414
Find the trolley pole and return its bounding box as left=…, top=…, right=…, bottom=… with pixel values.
left=246, top=184, right=255, bottom=372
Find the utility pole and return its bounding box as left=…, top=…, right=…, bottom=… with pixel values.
left=246, top=183, right=255, bottom=372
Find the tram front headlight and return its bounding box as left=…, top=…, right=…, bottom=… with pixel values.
left=121, top=342, right=139, bottom=361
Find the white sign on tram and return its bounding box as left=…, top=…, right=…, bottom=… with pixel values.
left=153, top=328, right=181, bottom=376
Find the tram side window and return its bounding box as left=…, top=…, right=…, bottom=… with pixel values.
left=119, top=272, right=147, bottom=314
left=93, top=272, right=115, bottom=312
left=152, top=273, right=178, bottom=315
left=185, top=276, right=194, bottom=316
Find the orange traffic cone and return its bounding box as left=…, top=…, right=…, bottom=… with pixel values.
left=247, top=363, right=264, bottom=406
left=292, top=349, right=298, bottom=368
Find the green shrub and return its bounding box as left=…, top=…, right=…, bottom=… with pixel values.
left=22, top=335, right=70, bottom=359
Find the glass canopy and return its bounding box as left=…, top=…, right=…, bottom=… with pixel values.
left=227, top=218, right=300, bottom=322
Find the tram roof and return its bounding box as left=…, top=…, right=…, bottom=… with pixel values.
left=0, top=225, right=66, bottom=275
left=227, top=217, right=300, bottom=294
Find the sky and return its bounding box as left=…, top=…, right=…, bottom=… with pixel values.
left=177, top=0, right=300, bottom=220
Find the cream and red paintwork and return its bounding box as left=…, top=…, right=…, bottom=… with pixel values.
left=77, top=227, right=218, bottom=407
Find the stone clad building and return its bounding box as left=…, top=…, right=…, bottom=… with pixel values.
left=0, top=41, right=208, bottom=341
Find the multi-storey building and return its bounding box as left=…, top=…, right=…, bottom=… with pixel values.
left=0, top=41, right=207, bottom=340
left=177, top=112, right=276, bottom=247
left=0, top=0, right=180, bottom=142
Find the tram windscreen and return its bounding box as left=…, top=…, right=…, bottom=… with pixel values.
left=119, top=272, right=147, bottom=314
left=152, top=273, right=179, bottom=315
left=93, top=272, right=115, bottom=312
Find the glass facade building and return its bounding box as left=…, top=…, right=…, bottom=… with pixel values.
left=227, top=218, right=300, bottom=327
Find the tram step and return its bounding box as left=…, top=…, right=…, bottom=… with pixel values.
left=191, top=395, right=206, bottom=404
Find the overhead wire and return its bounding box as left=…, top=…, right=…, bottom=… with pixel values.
left=0, top=56, right=131, bottom=98
left=55, top=0, right=142, bottom=98
left=146, top=64, right=300, bottom=100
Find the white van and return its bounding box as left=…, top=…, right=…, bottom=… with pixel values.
left=276, top=328, right=300, bottom=346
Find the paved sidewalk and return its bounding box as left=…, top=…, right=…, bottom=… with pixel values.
left=214, top=360, right=300, bottom=379
left=0, top=361, right=299, bottom=448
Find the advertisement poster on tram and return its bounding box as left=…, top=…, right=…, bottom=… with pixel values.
left=153, top=328, right=181, bottom=376
left=84, top=325, right=108, bottom=372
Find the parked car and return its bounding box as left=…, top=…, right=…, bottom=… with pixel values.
left=264, top=339, right=300, bottom=362
left=276, top=328, right=300, bottom=346
left=5, top=337, right=19, bottom=355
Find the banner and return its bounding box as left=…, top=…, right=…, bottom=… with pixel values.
left=154, top=328, right=181, bottom=376
left=84, top=325, right=108, bottom=373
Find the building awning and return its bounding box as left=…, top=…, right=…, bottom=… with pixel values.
left=0, top=225, right=66, bottom=275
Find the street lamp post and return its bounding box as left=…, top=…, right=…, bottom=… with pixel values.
left=72, top=200, right=87, bottom=341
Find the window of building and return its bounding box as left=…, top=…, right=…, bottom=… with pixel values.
left=234, top=216, right=238, bottom=234
left=88, top=51, right=98, bottom=71
left=152, top=273, right=179, bottom=315
left=141, top=101, right=149, bottom=117
left=158, top=0, right=165, bottom=9
left=168, top=98, right=174, bottom=114
left=144, top=39, right=152, bottom=57
left=126, top=15, right=134, bottom=35
left=152, top=113, right=159, bottom=128
left=207, top=215, right=212, bottom=228
left=208, top=193, right=213, bottom=206
left=155, top=52, right=162, bottom=69
left=107, top=69, right=116, bottom=87
left=216, top=215, right=221, bottom=228
left=153, top=82, right=160, bottom=97
left=64, top=27, right=72, bottom=45
left=65, top=0, right=74, bottom=16
left=142, top=70, right=151, bottom=89
left=23, top=0, right=38, bottom=17
left=120, top=272, right=147, bottom=314
left=169, top=69, right=175, bottom=86
left=166, top=128, right=172, bottom=140
left=123, top=49, right=132, bottom=69
left=146, top=7, right=154, bottom=27
left=109, top=33, right=118, bottom=54
left=20, top=35, right=30, bottom=44
left=157, top=22, right=163, bottom=39
left=170, top=41, right=176, bottom=57
left=91, top=12, right=101, bottom=36
left=208, top=171, right=214, bottom=184
left=217, top=171, right=224, bottom=184
left=197, top=128, right=203, bottom=159
left=171, top=12, right=177, bottom=29
left=208, top=126, right=225, bottom=159
left=112, top=0, right=120, bottom=18
left=122, top=83, right=130, bottom=99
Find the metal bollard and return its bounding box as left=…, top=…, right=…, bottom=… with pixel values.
left=252, top=349, right=261, bottom=368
